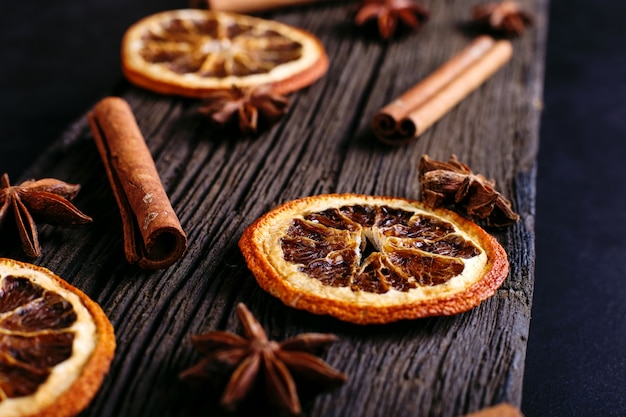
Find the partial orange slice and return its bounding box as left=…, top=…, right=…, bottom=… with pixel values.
left=0, top=258, right=115, bottom=417
left=239, top=194, right=509, bottom=324
left=121, top=9, right=329, bottom=97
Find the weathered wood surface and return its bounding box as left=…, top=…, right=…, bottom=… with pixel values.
left=10, top=0, right=547, bottom=416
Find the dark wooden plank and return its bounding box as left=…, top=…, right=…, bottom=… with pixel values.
left=7, top=0, right=548, bottom=416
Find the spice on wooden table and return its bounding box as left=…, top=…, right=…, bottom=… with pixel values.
left=460, top=403, right=524, bottom=417
left=354, top=0, right=430, bottom=40
left=179, top=303, right=347, bottom=415
left=87, top=97, right=187, bottom=269
left=472, top=1, right=533, bottom=37
left=418, top=154, right=520, bottom=227
left=199, top=85, right=290, bottom=135
left=0, top=173, right=92, bottom=258
left=197, top=0, right=326, bottom=13
left=371, top=35, right=512, bottom=145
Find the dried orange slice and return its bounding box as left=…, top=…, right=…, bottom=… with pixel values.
left=239, top=194, right=509, bottom=324
left=121, top=9, right=329, bottom=97
left=0, top=258, right=115, bottom=417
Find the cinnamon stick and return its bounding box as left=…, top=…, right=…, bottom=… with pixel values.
left=372, top=35, right=513, bottom=145
left=460, top=403, right=524, bottom=417
left=206, top=0, right=325, bottom=13
left=88, top=97, right=187, bottom=270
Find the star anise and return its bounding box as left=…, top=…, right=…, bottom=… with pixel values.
left=0, top=173, right=92, bottom=257
left=199, top=85, right=289, bottom=135
left=472, top=1, right=533, bottom=37
left=418, top=154, right=520, bottom=227
left=179, top=303, right=347, bottom=415
left=354, top=0, right=429, bottom=40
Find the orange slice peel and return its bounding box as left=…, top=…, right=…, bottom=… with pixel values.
left=239, top=194, right=509, bottom=324
left=0, top=258, right=115, bottom=417
left=121, top=9, right=329, bottom=97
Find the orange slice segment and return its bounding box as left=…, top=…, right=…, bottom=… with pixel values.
left=0, top=258, right=115, bottom=417
left=121, top=9, right=329, bottom=97
left=239, top=194, right=509, bottom=324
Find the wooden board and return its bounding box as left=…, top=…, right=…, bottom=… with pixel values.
left=10, top=0, right=548, bottom=415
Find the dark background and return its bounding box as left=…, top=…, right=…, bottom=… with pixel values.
left=1, top=0, right=624, bottom=416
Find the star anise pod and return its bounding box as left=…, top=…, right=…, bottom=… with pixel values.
left=179, top=303, right=347, bottom=415
left=199, top=85, right=289, bottom=135
left=354, top=0, right=429, bottom=40
left=418, top=154, right=520, bottom=227
left=472, top=1, right=533, bottom=37
left=0, top=173, right=93, bottom=257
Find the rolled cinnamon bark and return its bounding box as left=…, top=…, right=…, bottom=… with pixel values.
left=88, top=97, right=187, bottom=270
left=461, top=403, right=523, bottom=417
left=372, top=35, right=513, bottom=145
left=207, top=0, right=323, bottom=13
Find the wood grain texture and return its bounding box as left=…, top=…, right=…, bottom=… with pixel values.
left=8, top=0, right=548, bottom=416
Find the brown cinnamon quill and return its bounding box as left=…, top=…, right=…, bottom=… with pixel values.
left=88, top=97, right=187, bottom=269
left=205, top=0, right=325, bottom=13
left=460, top=403, right=523, bottom=417
left=372, top=35, right=513, bottom=145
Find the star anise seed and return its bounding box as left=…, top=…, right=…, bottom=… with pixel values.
left=418, top=155, right=520, bottom=227
left=472, top=1, right=533, bottom=37
left=179, top=303, right=347, bottom=415
left=355, top=0, right=429, bottom=40
left=0, top=173, right=93, bottom=257
left=199, top=85, right=290, bottom=135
